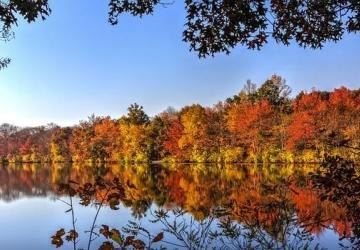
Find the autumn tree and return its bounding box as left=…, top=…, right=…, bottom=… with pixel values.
left=327, top=88, right=360, bottom=143
left=225, top=76, right=293, bottom=162
left=257, top=75, right=292, bottom=154
left=0, top=123, right=18, bottom=161
left=1, top=76, right=359, bottom=163
left=204, top=103, right=230, bottom=161
left=287, top=90, right=330, bottom=161
left=51, top=127, right=72, bottom=162
left=177, top=104, right=211, bottom=162
left=323, top=88, right=360, bottom=158
left=85, top=117, right=119, bottom=162
left=161, top=103, right=229, bottom=162
left=119, top=103, right=151, bottom=162
left=11, top=125, right=56, bottom=163
left=227, top=100, right=275, bottom=162
left=69, top=115, right=102, bottom=162
left=163, top=116, right=184, bottom=160
left=147, top=115, right=169, bottom=161
left=150, top=107, right=179, bottom=160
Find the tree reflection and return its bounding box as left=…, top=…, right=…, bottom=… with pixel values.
left=0, top=160, right=358, bottom=248
left=310, top=155, right=360, bottom=249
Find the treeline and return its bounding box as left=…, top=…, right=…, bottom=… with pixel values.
left=1, top=75, right=359, bottom=164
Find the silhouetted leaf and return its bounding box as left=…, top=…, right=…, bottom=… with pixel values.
left=110, top=229, right=122, bottom=245
left=65, top=229, right=78, bottom=242
left=152, top=232, right=163, bottom=242
left=100, top=225, right=111, bottom=239
left=51, top=228, right=65, bottom=248
left=124, top=236, right=135, bottom=247
left=99, top=241, right=115, bottom=250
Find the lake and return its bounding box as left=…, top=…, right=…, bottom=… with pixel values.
left=0, top=163, right=356, bottom=249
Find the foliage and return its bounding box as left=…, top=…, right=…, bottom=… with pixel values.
left=0, top=159, right=358, bottom=248
left=1, top=1, right=360, bottom=68
left=109, top=0, right=360, bottom=57
left=1, top=77, right=360, bottom=163
left=310, top=155, right=360, bottom=248
left=52, top=176, right=165, bottom=250
left=121, top=103, right=149, bottom=126
left=0, top=57, right=10, bottom=69
left=0, top=0, right=51, bottom=68
left=48, top=163, right=347, bottom=249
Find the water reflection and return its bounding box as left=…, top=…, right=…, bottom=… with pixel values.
left=0, top=161, right=358, bottom=249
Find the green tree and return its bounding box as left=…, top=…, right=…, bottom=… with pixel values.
left=122, top=103, right=149, bottom=125
left=257, top=75, right=291, bottom=109
left=148, top=115, right=167, bottom=160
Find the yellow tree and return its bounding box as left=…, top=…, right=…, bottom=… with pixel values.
left=50, top=127, right=72, bottom=162
left=118, top=104, right=151, bottom=163
left=178, top=104, right=209, bottom=162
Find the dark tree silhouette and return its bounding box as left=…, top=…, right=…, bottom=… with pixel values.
left=108, top=0, right=360, bottom=57
left=0, top=0, right=51, bottom=69
left=1, top=0, right=360, bottom=69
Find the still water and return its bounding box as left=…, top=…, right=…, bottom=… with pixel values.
left=0, top=163, right=356, bottom=249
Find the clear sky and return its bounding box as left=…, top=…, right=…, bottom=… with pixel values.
left=0, top=0, right=359, bottom=127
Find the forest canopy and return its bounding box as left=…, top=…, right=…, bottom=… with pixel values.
left=1, top=75, right=359, bottom=164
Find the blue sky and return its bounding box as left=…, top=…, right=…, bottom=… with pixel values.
left=0, top=0, right=359, bottom=126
